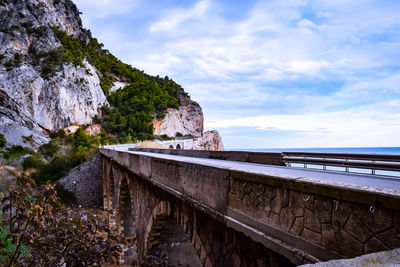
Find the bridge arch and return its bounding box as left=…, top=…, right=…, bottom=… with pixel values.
left=117, top=175, right=135, bottom=237
left=176, top=144, right=181, bottom=149
left=144, top=200, right=171, bottom=254
left=144, top=201, right=205, bottom=266
left=169, top=145, right=173, bottom=149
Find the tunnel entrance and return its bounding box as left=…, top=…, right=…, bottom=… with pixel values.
left=144, top=215, right=202, bottom=266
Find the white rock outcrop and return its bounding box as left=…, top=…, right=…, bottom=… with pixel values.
left=153, top=98, right=204, bottom=137
left=193, top=130, right=224, bottom=151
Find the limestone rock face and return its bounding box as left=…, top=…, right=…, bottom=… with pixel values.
left=153, top=98, right=204, bottom=137
left=0, top=0, right=107, bottom=148
left=193, top=130, right=224, bottom=151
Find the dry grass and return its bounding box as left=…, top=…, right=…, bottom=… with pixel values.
left=137, top=141, right=166, bottom=149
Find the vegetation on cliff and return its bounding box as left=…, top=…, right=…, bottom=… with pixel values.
left=47, top=25, right=186, bottom=141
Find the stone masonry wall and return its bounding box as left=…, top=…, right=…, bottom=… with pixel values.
left=228, top=175, right=400, bottom=260
left=58, top=153, right=103, bottom=208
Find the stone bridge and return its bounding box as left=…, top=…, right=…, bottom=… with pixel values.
left=98, top=146, right=400, bottom=266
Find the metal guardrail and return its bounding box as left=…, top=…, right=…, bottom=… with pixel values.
left=282, top=152, right=400, bottom=175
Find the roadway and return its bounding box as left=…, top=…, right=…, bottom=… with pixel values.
left=108, top=146, right=400, bottom=192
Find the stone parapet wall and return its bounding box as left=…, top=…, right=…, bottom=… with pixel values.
left=130, top=148, right=284, bottom=166
left=228, top=170, right=400, bottom=260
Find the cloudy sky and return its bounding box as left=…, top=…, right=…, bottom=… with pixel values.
left=74, top=0, right=400, bottom=149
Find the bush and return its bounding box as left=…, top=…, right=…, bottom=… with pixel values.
left=0, top=133, right=6, bottom=148
left=22, top=155, right=44, bottom=170
left=3, top=145, right=34, bottom=160
left=39, top=138, right=60, bottom=157
left=49, top=129, right=65, bottom=139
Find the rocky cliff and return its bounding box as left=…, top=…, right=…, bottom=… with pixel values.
left=0, top=0, right=223, bottom=151
left=0, top=0, right=106, bottom=148
left=153, top=97, right=203, bottom=137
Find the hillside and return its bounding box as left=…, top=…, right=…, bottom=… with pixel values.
left=0, top=0, right=214, bottom=149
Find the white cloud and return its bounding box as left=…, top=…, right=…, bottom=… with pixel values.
left=150, top=0, right=212, bottom=32
left=74, top=0, right=137, bottom=18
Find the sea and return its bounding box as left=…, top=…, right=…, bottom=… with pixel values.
left=234, top=147, right=400, bottom=176
left=236, top=147, right=400, bottom=154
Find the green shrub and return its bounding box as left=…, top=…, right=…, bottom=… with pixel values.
left=39, top=138, right=60, bottom=157
left=33, top=153, right=85, bottom=184
left=49, top=129, right=65, bottom=139
left=10, top=24, right=20, bottom=32
left=3, top=145, right=34, bottom=160
left=0, top=134, right=5, bottom=148
left=22, top=155, right=44, bottom=170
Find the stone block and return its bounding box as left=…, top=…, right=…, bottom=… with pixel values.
left=271, top=188, right=288, bottom=214
left=253, top=183, right=266, bottom=197
left=376, top=227, right=400, bottom=249
left=322, top=224, right=340, bottom=252
left=290, top=217, right=304, bottom=236
left=290, top=191, right=305, bottom=217
left=344, top=213, right=372, bottom=243
left=269, top=212, right=281, bottom=227
left=314, top=195, right=332, bottom=223
left=242, top=190, right=256, bottom=217
left=304, top=209, right=321, bottom=233
left=353, top=203, right=392, bottom=233
left=336, top=231, right=363, bottom=257
left=332, top=201, right=352, bottom=232
left=364, top=236, right=389, bottom=254
left=301, top=228, right=322, bottom=245
left=280, top=207, right=295, bottom=232
left=394, top=211, right=400, bottom=232
left=253, top=196, right=270, bottom=223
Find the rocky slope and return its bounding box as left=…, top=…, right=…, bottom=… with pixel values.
left=0, top=0, right=106, bottom=148
left=0, top=0, right=223, bottom=151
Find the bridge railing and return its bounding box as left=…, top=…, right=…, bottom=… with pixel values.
left=282, top=151, right=400, bottom=176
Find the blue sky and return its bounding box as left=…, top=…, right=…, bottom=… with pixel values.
left=74, top=0, right=400, bottom=149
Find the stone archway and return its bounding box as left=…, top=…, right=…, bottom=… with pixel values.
left=176, top=144, right=181, bottom=149
left=117, top=177, right=136, bottom=264
left=144, top=201, right=202, bottom=266
left=169, top=145, right=173, bottom=149
left=118, top=178, right=135, bottom=237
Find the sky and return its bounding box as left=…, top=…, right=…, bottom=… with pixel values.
left=73, top=0, right=400, bottom=149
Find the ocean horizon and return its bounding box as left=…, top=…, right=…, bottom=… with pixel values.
left=231, top=147, right=400, bottom=154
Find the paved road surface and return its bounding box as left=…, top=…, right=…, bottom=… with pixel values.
left=107, top=146, right=400, bottom=192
